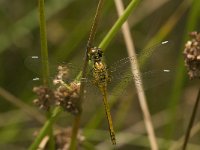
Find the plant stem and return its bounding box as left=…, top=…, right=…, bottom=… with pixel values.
left=38, top=0, right=54, bottom=149
left=182, top=88, right=200, bottom=150
left=87, top=0, right=104, bottom=49
left=46, top=112, right=55, bottom=150
left=39, top=0, right=50, bottom=86
left=69, top=114, right=81, bottom=150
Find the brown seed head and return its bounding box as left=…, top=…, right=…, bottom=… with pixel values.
left=54, top=82, right=81, bottom=115
left=33, top=86, right=54, bottom=111
left=183, top=31, right=200, bottom=79
left=53, top=65, right=70, bottom=85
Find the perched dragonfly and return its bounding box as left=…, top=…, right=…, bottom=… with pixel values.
left=87, top=46, right=116, bottom=144
left=25, top=39, right=174, bottom=145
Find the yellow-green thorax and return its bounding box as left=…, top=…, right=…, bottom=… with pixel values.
left=88, top=47, right=111, bottom=88
left=92, top=61, right=110, bottom=88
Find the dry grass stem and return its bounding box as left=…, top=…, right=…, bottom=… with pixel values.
left=114, top=0, right=158, bottom=149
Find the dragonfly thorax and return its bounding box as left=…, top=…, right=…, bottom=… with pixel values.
left=92, top=61, right=111, bottom=87
left=94, top=61, right=104, bottom=70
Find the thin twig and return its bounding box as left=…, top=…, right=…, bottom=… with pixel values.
left=87, top=0, right=104, bottom=49
left=182, top=88, right=200, bottom=150
left=114, top=0, right=158, bottom=149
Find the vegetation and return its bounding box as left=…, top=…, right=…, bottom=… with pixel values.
left=0, top=0, right=200, bottom=149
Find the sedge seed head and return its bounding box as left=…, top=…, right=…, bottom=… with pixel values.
left=53, top=65, right=69, bottom=86
left=54, top=82, right=81, bottom=115
left=33, top=86, right=54, bottom=111
left=183, top=31, right=200, bottom=79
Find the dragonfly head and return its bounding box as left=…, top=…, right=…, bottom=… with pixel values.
left=88, top=47, right=103, bottom=62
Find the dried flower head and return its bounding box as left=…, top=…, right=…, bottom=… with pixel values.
left=54, top=82, right=81, bottom=115
left=183, top=31, right=200, bottom=79
left=53, top=65, right=69, bottom=85
left=33, top=86, right=54, bottom=111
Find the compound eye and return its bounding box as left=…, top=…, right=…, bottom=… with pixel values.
left=98, top=51, right=103, bottom=57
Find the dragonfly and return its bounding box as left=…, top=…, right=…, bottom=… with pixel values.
left=26, top=39, right=174, bottom=145
left=87, top=46, right=116, bottom=144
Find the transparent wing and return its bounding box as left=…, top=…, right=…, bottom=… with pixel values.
left=109, top=41, right=173, bottom=73
left=106, top=68, right=174, bottom=97
left=24, top=55, right=42, bottom=76
left=25, top=40, right=175, bottom=97
left=106, top=40, right=175, bottom=96
left=25, top=56, right=84, bottom=80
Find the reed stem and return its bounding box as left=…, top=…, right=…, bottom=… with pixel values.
left=38, top=0, right=54, bottom=149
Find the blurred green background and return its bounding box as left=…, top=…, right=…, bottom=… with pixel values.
left=0, top=0, right=200, bottom=149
